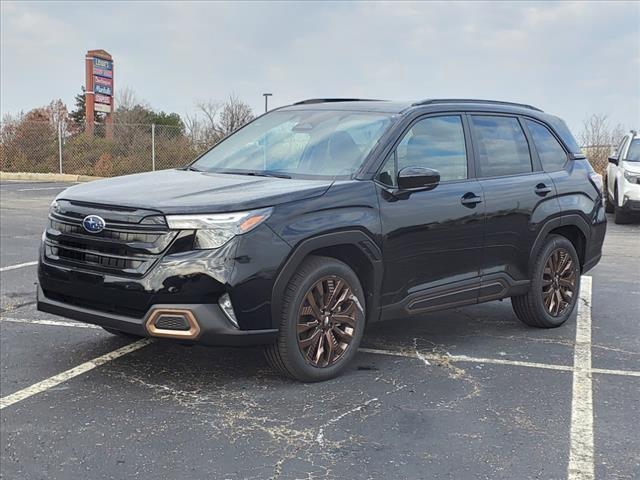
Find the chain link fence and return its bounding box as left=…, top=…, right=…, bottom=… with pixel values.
left=0, top=120, right=616, bottom=179
left=0, top=121, right=209, bottom=177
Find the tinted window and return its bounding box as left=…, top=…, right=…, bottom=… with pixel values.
left=627, top=139, right=640, bottom=162
left=471, top=116, right=532, bottom=177
left=192, top=110, right=393, bottom=178
left=525, top=119, right=567, bottom=171
left=391, top=115, right=468, bottom=182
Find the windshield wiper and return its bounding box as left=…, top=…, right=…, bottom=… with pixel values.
left=186, top=165, right=202, bottom=172
left=220, top=170, right=292, bottom=179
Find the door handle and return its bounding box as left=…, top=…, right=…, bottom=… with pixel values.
left=461, top=192, right=483, bottom=207
left=535, top=183, right=552, bottom=196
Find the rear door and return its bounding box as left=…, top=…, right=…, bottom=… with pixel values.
left=468, top=114, right=557, bottom=295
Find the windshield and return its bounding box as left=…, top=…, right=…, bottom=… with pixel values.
left=191, top=110, right=394, bottom=178
left=626, top=139, right=640, bottom=162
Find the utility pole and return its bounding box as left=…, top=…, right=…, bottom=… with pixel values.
left=263, top=93, right=273, bottom=113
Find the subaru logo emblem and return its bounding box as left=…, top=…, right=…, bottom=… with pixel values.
left=82, top=215, right=106, bottom=234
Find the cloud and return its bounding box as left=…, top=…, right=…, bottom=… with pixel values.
left=1, top=0, right=639, bottom=132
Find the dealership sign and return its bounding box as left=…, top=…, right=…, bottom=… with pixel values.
left=94, top=103, right=111, bottom=113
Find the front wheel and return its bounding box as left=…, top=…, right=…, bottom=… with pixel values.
left=265, top=256, right=366, bottom=382
left=512, top=235, right=581, bottom=328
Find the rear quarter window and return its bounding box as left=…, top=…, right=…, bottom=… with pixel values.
left=525, top=119, right=568, bottom=172
left=544, top=116, right=582, bottom=154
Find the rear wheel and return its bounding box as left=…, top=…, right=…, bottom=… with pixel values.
left=512, top=235, right=580, bottom=328
left=265, top=256, right=366, bottom=382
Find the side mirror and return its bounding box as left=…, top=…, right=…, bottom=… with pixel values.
left=608, top=156, right=619, bottom=165
left=397, top=166, right=440, bottom=191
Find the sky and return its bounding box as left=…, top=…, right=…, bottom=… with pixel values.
left=1, top=1, right=639, bottom=134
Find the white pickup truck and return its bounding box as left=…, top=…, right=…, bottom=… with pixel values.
left=605, top=131, right=640, bottom=224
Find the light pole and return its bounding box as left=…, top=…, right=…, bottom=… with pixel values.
left=263, top=93, right=273, bottom=113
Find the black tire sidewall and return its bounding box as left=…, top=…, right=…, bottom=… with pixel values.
left=280, top=258, right=366, bottom=382
left=530, top=236, right=581, bottom=327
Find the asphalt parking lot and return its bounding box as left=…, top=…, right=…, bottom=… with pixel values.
left=1, top=180, right=639, bottom=480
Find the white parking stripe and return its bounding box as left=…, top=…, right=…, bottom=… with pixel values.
left=359, top=347, right=640, bottom=378
left=568, top=275, right=594, bottom=480
left=0, top=261, right=38, bottom=272
left=0, top=317, right=101, bottom=329
left=591, top=367, right=640, bottom=378
left=0, top=339, right=153, bottom=410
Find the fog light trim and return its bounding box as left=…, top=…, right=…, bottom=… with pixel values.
left=145, top=308, right=201, bottom=339
left=219, top=293, right=239, bottom=328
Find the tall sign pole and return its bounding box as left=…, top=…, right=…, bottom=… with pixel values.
left=85, top=49, right=114, bottom=138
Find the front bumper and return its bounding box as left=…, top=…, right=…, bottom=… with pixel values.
left=37, top=285, right=277, bottom=346
left=621, top=198, right=640, bottom=212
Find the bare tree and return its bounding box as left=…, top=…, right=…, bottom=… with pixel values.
left=579, top=114, right=626, bottom=174
left=219, top=94, right=254, bottom=137
left=114, top=86, right=152, bottom=125
left=185, top=95, right=254, bottom=153
left=115, top=86, right=142, bottom=112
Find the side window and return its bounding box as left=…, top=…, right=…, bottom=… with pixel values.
left=471, top=116, right=533, bottom=177
left=395, top=115, right=468, bottom=181
left=525, top=119, right=568, bottom=172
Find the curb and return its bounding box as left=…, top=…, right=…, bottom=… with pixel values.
left=0, top=172, right=102, bottom=183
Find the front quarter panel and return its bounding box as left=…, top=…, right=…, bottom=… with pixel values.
left=266, top=180, right=382, bottom=327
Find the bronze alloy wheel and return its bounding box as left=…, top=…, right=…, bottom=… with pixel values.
left=542, top=248, right=577, bottom=317
left=297, top=275, right=362, bottom=368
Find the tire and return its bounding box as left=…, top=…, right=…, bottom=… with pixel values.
left=512, top=234, right=581, bottom=328
left=265, top=255, right=366, bottom=382
left=604, top=177, right=614, bottom=213
left=613, top=187, right=633, bottom=224
left=102, top=327, right=142, bottom=339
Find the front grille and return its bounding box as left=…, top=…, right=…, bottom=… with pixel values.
left=154, top=315, right=190, bottom=331
left=43, top=289, right=147, bottom=318
left=44, top=200, right=177, bottom=277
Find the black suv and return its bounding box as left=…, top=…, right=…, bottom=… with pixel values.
left=38, top=99, right=606, bottom=381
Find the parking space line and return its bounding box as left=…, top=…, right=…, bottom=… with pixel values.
left=359, top=348, right=574, bottom=372
left=0, top=338, right=153, bottom=410
left=0, top=261, right=38, bottom=272
left=568, top=275, right=594, bottom=480
left=4, top=316, right=638, bottom=379
left=591, top=367, right=640, bottom=378
left=0, top=317, right=101, bottom=329
left=17, top=186, right=72, bottom=191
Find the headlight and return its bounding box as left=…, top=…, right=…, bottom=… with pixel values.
left=623, top=170, right=640, bottom=184
left=49, top=200, right=60, bottom=215
left=588, top=172, right=603, bottom=196
left=165, top=207, right=272, bottom=249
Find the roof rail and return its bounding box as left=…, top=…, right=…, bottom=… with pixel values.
left=412, top=98, right=543, bottom=112
left=293, top=98, right=384, bottom=105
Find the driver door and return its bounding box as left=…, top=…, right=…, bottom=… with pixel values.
left=376, top=114, right=485, bottom=315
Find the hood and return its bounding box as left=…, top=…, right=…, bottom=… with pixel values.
left=622, top=161, right=640, bottom=174
left=58, top=169, right=333, bottom=214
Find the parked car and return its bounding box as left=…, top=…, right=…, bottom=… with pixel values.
left=605, top=130, right=640, bottom=224
left=38, top=98, right=606, bottom=381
